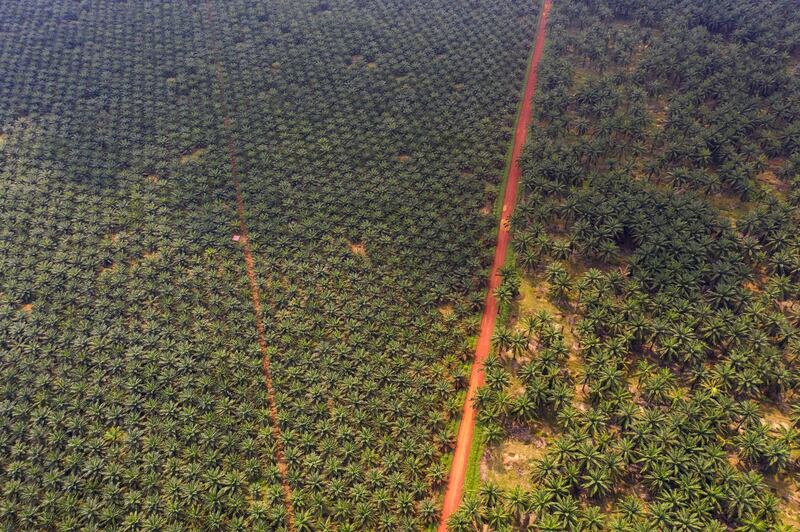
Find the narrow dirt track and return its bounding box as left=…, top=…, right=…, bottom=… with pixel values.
left=196, top=2, right=296, bottom=529
left=438, top=0, right=553, bottom=528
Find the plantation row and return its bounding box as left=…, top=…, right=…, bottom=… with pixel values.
left=450, top=0, right=800, bottom=530
left=0, top=0, right=540, bottom=529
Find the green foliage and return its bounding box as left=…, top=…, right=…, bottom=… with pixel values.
left=457, top=0, right=800, bottom=529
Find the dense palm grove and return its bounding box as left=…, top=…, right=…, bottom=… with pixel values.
left=450, top=0, right=800, bottom=530
left=0, top=0, right=540, bottom=529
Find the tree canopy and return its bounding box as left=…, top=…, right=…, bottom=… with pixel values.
left=452, top=0, right=800, bottom=529
left=0, top=0, right=541, bottom=529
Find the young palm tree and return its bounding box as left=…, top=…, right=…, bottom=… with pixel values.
left=581, top=466, right=612, bottom=499
left=479, top=483, right=503, bottom=510
left=485, top=504, right=512, bottom=531
left=506, top=486, right=531, bottom=529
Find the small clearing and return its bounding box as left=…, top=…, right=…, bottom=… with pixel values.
left=98, top=263, right=117, bottom=276
left=708, top=193, right=754, bottom=223
left=766, top=472, right=800, bottom=529
left=517, top=276, right=576, bottom=347
left=18, top=303, right=33, bottom=313
left=481, top=426, right=551, bottom=490
left=648, top=98, right=668, bottom=130
left=179, top=147, right=207, bottom=164
left=760, top=404, right=793, bottom=431
left=756, top=169, right=788, bottom=197
left=438, top=304, right=454, bottom=317
left=131, top=250, right=161, bottom=269
left=348, top=241, right=367, bottom=256
left=571, top=65, right=595, bottom=86
left=366, top=61, right=377, bottom=69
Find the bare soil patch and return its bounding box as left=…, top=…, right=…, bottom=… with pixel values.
left=348, top=241, right=367, bottom=256
left=743, top=280, right=761, bottom=293
left=366, top=61, right=377, bottom=69
left=130, top=251, right=161, bottom=269
left=760, top=404, right=793, bottom=430
left=766, top=472, right=800, bottom=529
left=19, top=303, right=33, bottom=313
left=789, top=50, right=800, bottom=74
left=438, top=304, right=454, bottom=317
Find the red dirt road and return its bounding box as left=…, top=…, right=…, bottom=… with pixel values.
left=198, top=2, right=296, bottom=529
left=438, top=0, right=552, bottom=528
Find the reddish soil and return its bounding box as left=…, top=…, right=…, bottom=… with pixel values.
left=438, top=0, right=552, bottom=528
left=198, top=2, right=296, bottom=529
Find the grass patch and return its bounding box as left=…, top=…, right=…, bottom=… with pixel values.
left=463, top=424, right=487, bottom=495
left=708, top=193, right=755, bottom=223
left=179, top=146, right=207, bottom=164
left=438, top=304, right=454, bottom=317
left=98, top=263, right=117, bottom=276
left=516, top=276, right=576, bottom=346
left=482, top=431, right=548, bottom=491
